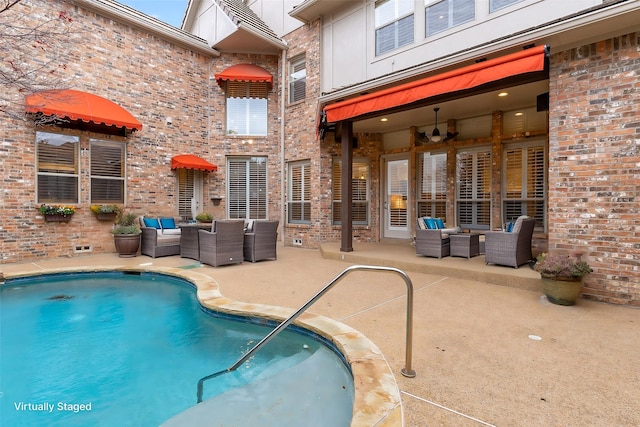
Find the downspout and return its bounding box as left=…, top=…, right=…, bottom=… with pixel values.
left=280, top=49, right=286, bottom=243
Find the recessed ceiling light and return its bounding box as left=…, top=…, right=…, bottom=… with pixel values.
left=498, top=92, right=509, bottom=97
left=515, top=112, right=524, bottom=116
left=380, top=117, right=388, bottom=122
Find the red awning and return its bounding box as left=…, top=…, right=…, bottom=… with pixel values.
left=25, top=89, right=143, bottom=131
left=214, top=63, right=273, bottom=88
left=171, top=154, right=218, bottom=172
left=324, top=45, right=548, bottom=123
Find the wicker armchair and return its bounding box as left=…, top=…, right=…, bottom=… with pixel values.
left=484, top=217, right=536, bottom=268
left=416, top=229, right=450, bottom=259
left=244, top=220, right=279, bottom=262
left=198, top=220, right=245, bottom=267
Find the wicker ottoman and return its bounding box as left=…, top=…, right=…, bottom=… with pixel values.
left=450, top=234, right=480, bottom=259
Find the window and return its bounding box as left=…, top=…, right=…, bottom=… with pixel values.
left=332, top=159, right=369, bottom=225
left=418, top=152, right=447, bottom=219
left=503, top=141, right=546, bottom=229
left=425, top=0, right=474, bottom=37
left=227, top=157, right=267, bottom=219
left=90, top=139, right=125, bottom=204
left=287, top=161, right=311, bottom=224
left=289, top=56, right=306, bottom=103
left=225, top=81, right=268, bottom=136
left=36, top=131, right=79, bottom=203
left=375, top=0, right=414, bottom=56
left=456, top=148, right=491, bottom=229
left=490, top=0, right=523, bottom=13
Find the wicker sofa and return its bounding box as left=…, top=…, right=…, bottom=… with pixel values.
left=139, top=216, right=181, bottom=258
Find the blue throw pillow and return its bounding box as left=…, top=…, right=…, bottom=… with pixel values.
left=435, top=218, right=445, bottom=229
left=143, top=217, right=161, bottom=229
left=506, top=222, right=514, bottom=232
left=159, top=217, right=177, bottom=229
left=425, top=218, right=437, bottom=230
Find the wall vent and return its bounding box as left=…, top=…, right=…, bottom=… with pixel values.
left=73, top=245, right=93, bottom=253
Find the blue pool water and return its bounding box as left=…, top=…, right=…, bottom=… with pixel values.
left=0, top=272, right=354, bottom=426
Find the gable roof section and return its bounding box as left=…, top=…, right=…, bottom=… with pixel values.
left=211, top=0, right=287, bottom=53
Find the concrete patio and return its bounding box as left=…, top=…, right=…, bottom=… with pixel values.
left=2, top=242, right=639, bottom=426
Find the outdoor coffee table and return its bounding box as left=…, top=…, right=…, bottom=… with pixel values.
left=449, top=233, right=480, bottom=259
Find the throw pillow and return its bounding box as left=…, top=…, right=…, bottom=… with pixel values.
left=435, top=218, right=445, bottom=229
left=143, top=217, right=161, bottom=229
left=506, top=222, right=514, bottom=232
left=425, top=218, right=437, bottom=230
left=159, top=217, right=177, bottom=229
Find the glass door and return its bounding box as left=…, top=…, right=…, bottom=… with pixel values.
left=383, top=156, right=410, bottom=238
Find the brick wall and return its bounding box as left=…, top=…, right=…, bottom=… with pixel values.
left=1, top=0, right=280, bottom=262
left=548, top=32, right=640, bottom=305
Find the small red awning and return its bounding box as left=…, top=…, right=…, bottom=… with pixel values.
left=324, top=45, right=548, bottom=123
left=25, top=89, right=143, bottom=131
left=171, top=155, right=218, bottom=172
left=214, top=63, right=273, bottom=88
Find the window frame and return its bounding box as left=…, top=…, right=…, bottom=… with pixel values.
left=502, top=139, right=546, bottom=231
left=226, top=156, right=268, bottom=220
left=417, top=151, right=447, bottom=219
left=456, top=147, right=491, bottom=230
left=489, top=0, right=523, bottom=13
left=36, top=131, right=80, bottom=204
left=425, top=0, right=475, bottom=38
left=289, top=55, right=306, bottom=104
left=375, top=0, right=415, bottom=56
left=287, top=160, right=311, bottom=224
left=90, top=139, right=126, bottom=205
left=332, top=158, right=370, bottom=226
left=225, top=81, right=268, bottom=137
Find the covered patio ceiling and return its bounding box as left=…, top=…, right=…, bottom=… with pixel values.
left=352, top=79, right=549, bottom=134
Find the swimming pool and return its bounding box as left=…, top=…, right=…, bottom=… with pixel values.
left=0, top=271, right=354, bottom=426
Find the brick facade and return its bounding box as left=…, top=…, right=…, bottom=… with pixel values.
left=549, top=33, right=640, bottom=305
left=1, top=0, right=281, bottom=262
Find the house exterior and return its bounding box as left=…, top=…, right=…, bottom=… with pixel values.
left=1, top=0, right=638, bottom=305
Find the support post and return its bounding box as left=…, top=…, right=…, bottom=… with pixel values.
left=340, top=120, right=353, bottom=252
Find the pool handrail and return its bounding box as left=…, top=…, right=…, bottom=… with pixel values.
left=197, top=264, right=416, bottom=403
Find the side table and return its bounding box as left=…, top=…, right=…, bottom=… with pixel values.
left=450, top=234, right=480, bottom=259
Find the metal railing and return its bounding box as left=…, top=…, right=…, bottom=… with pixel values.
left=196, top=264, right=416, bottom=403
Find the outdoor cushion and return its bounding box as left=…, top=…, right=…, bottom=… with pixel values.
left=143, top=217, right=161, bottom=229
left=162, top=228, right=181, bottom=235
left=417, top=217, right=427, bottom=230
left=160, top=217, right=177, bottom=229
left=512, top=215, right=529, bottom=233
left=425, top=218, right=437, bottom=229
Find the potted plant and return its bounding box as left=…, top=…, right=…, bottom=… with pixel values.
left=533, top=252, right=593, bottom=305
left=112, top=211, right=141, bottom=257
left=90, top=204, right=121, bottom=221
left=39, top=204, right=76, bottom=222
left=195, top=212, right=213, bottom=223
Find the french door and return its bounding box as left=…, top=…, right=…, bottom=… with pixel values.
left=383, top=155, right=411, bottom=238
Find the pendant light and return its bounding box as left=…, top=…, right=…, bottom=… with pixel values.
left=431, top=107, right=442, bottom=142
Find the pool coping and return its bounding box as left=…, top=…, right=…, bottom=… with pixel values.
left=3, top=265, right=404, bottom=427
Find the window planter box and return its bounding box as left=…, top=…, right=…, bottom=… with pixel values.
left=44, top=213, right=74, bottom=222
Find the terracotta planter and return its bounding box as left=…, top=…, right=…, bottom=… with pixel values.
left=541, top=275, right=584, bottom=306
left=113, top=234, right=141, bottom=258
left=44, top=213, right=73, bottom=222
